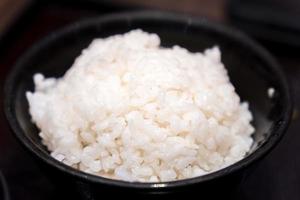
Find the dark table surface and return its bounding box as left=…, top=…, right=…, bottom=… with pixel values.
left=0, top=1, right=299, bottom=200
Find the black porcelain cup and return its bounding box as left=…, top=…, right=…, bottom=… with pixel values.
left=4, top=11, right=292, bottom=198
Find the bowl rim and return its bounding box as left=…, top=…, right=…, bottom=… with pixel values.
left=3, top=11, right=292, bottom=190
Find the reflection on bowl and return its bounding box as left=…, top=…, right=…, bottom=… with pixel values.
left=0, top=171, right=9, bottom=200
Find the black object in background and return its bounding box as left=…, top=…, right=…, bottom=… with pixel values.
left=229, top=0, right=300, bottom=47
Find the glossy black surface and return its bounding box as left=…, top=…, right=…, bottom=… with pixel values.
left=0, top=171, right=9, bottom=200
left=3, top=11, right=292, bottom=197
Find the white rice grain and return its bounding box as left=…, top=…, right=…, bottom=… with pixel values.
left=27, top=30, right=254, bottom=182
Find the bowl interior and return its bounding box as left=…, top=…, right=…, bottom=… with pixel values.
left=6, top=13, right=290, bottom=186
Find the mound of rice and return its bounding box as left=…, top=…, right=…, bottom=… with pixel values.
left=26, top=30, right=254, bottom=182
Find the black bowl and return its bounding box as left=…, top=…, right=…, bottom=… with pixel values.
left=4, top=11, right=292, bottom=197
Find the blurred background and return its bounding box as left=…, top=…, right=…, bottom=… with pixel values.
left=0, top=0, right=299, bottom=200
